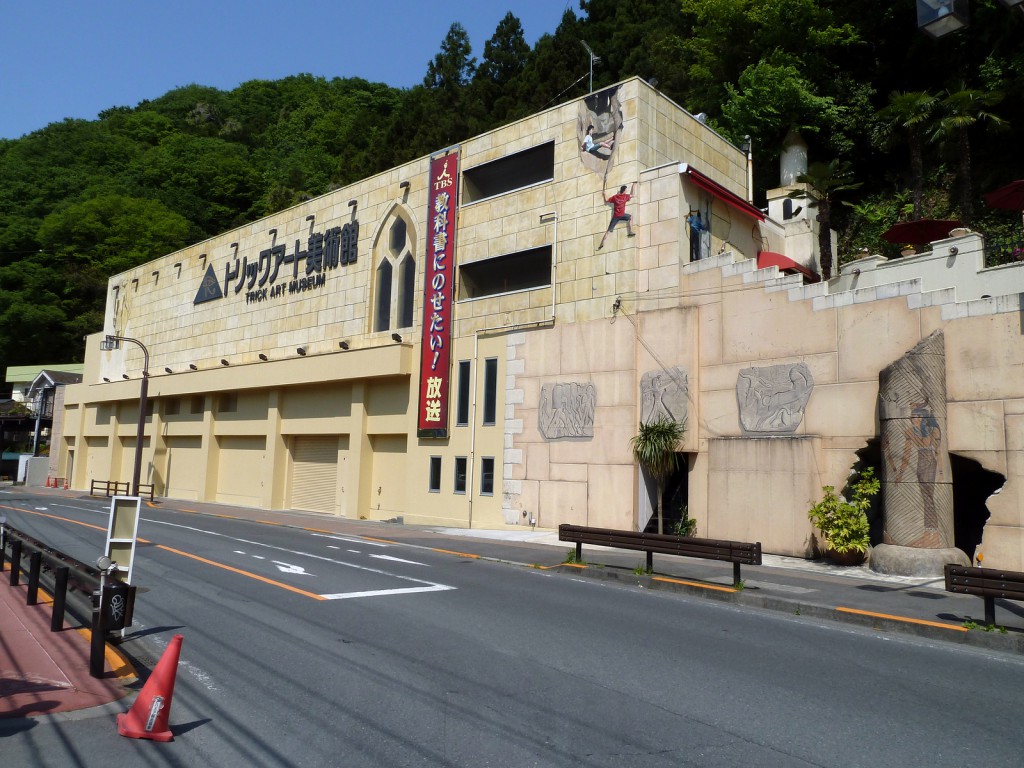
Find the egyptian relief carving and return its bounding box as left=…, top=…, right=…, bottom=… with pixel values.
left=539, top=382, right=596, bottom=440
left=640, top=367, right=688, bottom=427
left=879, top=330, right=954, bottom=549
left=736, top=363, right=813, bottom=434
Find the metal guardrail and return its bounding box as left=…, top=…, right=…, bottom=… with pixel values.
left=1, top=523, right=101, bottom=630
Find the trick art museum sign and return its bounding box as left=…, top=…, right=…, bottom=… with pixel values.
left=193, top=222, right=358, bottom=306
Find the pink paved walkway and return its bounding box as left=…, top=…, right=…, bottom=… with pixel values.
left=0, top=567, right=133, bottom=719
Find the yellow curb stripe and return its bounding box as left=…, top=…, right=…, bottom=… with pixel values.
left=560, top=563, right=588, bottom=569
left=836, top=606, right=969, bottom=631
left=653, top=575, right=738, bottom=593
left=431, top=548, right=480, bottom=559
left=73, top=626, right=139, bottom=680
left=154, top=544, right=326, bottom=601
left=362, top=536, right=399, bottom=544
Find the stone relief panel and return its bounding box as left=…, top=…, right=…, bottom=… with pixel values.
left=640, top=367, right=688, bottom=427
left=736, top=363, right=814, bottom=434
left=879, top=330, right=954, bottom=549
left=539, top=382, right=596, bottom=440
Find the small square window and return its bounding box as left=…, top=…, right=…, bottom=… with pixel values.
left=218, top=393, right=237, bottom=413
left=429, top=456, right=442, bottom=493
left=190, top=395, right=205, bottom=414
left=164, top=398, right=180, bottom=416
left=480, top=457, right=494, bottom=496
left=454, top=457, right=467, bottom=494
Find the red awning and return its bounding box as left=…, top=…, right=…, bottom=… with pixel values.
left=757, top=251, right=820, bottom=283
left=881, top=219, right=961, bottom=244
left=680, top=164, right=765, bottom=222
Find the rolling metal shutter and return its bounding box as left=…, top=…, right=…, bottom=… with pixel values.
left=290, top=436, right=338, bottom=513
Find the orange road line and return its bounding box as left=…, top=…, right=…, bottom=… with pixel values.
left=362, top=536, right=399, bottom=544
left=154, top=544, right=326, bottom=601
left=836, top=606, right=968, bottom=632
left=1, top=504, right=107, bottom=532
left=431, top=548, right=480, bottom=559
left=653, top=575, right=738, bottom=593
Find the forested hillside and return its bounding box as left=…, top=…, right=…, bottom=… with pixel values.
left=2, top=0, right=1022, bottom=379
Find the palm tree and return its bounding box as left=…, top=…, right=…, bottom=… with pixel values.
left=930, top=82, right=1005, bottom=227
left=630, top=417, right=685, bottom=535
left=877, top=91, right=938, bottom=221
left=789, top=159, right=862, bottom=280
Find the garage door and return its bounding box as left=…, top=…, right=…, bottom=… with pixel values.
left=290, top=436, right=339, bottom=514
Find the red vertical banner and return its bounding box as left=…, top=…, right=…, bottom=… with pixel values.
left=417, top=152, right=459, bottom=438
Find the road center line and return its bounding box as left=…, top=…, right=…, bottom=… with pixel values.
left=144, top=518, right=453, bottom=592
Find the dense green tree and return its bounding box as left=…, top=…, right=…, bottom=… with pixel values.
left=470, top=13, right=531, bottom=129
left=876, top=91, right=939, bottom=220
left=930, top=82, right=1006, bottom=226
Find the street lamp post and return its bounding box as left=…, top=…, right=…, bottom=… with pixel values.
left=101, top=335, right=150, bottom=496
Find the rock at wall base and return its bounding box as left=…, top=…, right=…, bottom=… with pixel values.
left=869, top=543, right=969, bottom=577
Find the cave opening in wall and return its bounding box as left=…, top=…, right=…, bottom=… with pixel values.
left=950, top=453, right=1003, bottom=562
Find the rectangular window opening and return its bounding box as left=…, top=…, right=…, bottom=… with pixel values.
left=456, top=360, right=471, bottom=426
left=480, top=457, right=494, bottom=496
left=454, top=456, right=467, bottom=494
left=462, top=141, right=554, bottom=204
left=429, top=456, right=442, bottom=493
left=459, top=246, right=551, bottom=301
left=482, top=358, right=498, bottom=426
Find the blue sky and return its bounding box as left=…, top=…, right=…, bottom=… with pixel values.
left=1, top=1, right=574, bottom=140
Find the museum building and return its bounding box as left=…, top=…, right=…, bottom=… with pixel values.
left=59, top=77, right=1024, bottom=569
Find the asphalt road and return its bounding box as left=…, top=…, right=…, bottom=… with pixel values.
left=3, top=492, right=1024, bottom=767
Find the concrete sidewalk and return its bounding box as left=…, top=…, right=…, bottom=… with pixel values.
left=0, top=567, right=133, bottom=722
left=4, top=484, right=1024, bottom=724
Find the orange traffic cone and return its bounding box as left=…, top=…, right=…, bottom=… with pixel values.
left=117, top=634, right=183, bottom=741
left=45, top=476, right=52, bottom=488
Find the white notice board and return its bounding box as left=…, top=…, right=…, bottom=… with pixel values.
left=105, top=495, right=141, bottom=584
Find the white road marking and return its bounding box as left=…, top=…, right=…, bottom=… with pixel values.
left=273, top=561, right=310, bottom=575
left=370, top=554, right=427, bottom=566
left=142, top=518, right=455, bottom=597
left=310, top=533, right=389, bottom=548
left=321, top=585, right=453, bottom=600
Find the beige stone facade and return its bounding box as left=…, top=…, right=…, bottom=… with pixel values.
left=59, top=78, right=1024, bottom=568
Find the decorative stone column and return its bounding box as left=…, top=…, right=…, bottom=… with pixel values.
left=872, top=330, right=969, bottom=575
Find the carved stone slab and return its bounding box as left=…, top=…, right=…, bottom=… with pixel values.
left=736, top=363, right=813, bottom=434
left=640, top=367, right=688, bottom=427
left=879, top=330, right=954, bottom=549
left=539, top=382, right=596, bottom=440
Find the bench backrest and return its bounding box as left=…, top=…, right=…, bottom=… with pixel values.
left=945, top=563, right=1024, bottom=600
left=559, top=524, right=762, bottom=565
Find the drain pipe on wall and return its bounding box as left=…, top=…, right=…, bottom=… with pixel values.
left=466, top=210, right=559, bottom=529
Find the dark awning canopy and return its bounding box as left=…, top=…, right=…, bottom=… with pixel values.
left=679, top=164, right=765, bottom=222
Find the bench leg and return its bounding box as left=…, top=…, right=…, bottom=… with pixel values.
left=646, top=551, right=653, bottom=573
left=984, top=595, right=996, bottom=626
left=733, top=562, right=741, bottom=587
left=575, top=542, right=582, bottom=563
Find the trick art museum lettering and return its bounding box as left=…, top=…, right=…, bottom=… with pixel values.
left=193, top=222, right=358, bottom=306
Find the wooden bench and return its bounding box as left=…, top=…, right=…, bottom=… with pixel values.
left=945, top=564, right=1024, bottom=626
left=558, top=524, right=762, bottom=587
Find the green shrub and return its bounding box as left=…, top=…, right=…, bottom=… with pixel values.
left=807, top=467, right=879, bottom=555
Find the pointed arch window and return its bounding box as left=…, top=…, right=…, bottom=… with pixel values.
left=372, top=212, right=416, bottom=333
